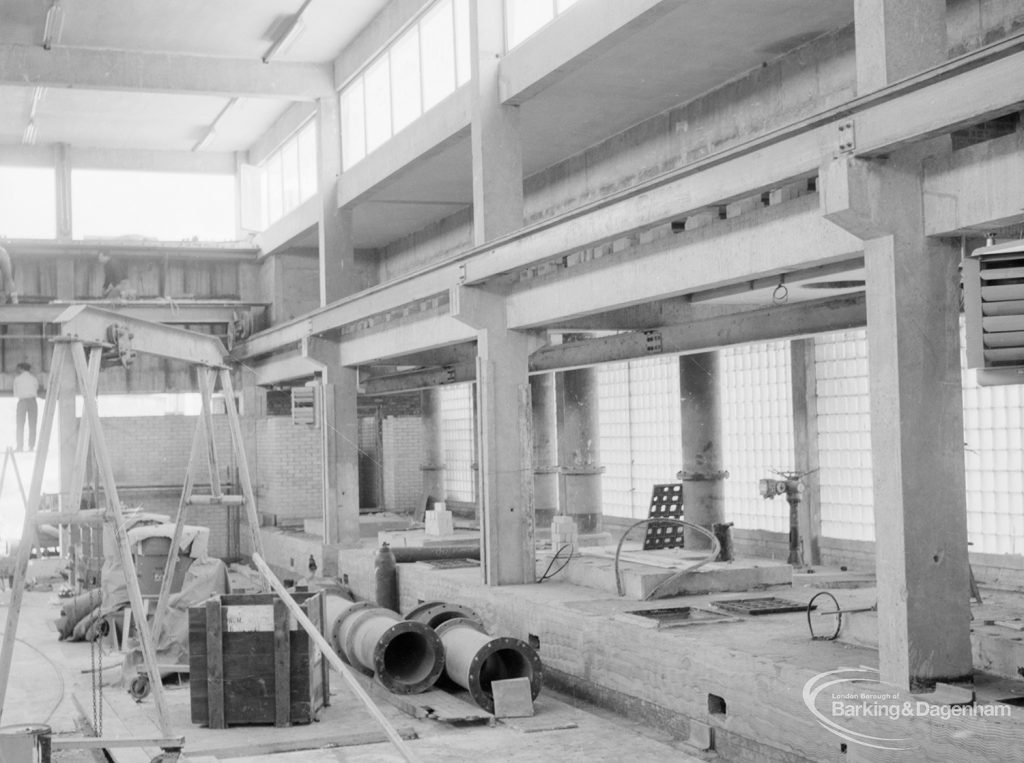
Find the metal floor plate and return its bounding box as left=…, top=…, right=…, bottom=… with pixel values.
left=711, top=596, right=812, bottom=615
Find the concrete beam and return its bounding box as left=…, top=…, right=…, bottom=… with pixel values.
left=55, top=305, right=227, bottom=368
left=923, top=130, right=1024, bottom=236
left=500, top=0, right=684, bottom=104
left=232, top=37, right=1024, bottom=360
left=253, top=197, right=319, bottom=257
left=0, top=43, right=332, bottom=99
left=338, top=92, right=472, bottom=208
left=505, top=196, right=862, bottom=329
left=463, top=36, right=1024, bottom=285
left=246, top=350, right=325, bottom=386
left=339, top=313, right=477, bottom=367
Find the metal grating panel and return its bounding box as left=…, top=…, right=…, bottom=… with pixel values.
left=642, top=483, right=685, bottom=549
left=711, top=597, right=811, bottom=615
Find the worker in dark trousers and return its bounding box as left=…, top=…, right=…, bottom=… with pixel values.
left=13, top=362, right=39, bottom=452
left=98, top=251, right=138, bottom=299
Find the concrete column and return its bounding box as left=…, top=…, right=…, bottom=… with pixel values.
left=531, top=373, right=559, bottom=526
left=556, top=363, right=603, bottom=532
left=469, top=0, right=523, bottom=245
left=54, top=143, right=72, bottom=241
left=317, top=95, right=355, bottom=305
left=823, top=152, right=972, bottom=690
left=420, top=388, right=446, bottom=509
left=452, top=286, right=538, bottom=585
left=57, top=360, right=77, bottom=506
left=305, top=339, right=360, bottom=549
left=790, top=338, right=822, bottom=566
left=476, top=326, right=535, bottom=584
left=678, top=352, right=725, bottom=550
left=853, top=0, right=946, bottom=94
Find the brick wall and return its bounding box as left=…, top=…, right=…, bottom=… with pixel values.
left=254, top=416, right=323, bottom=522
left=382, top=416, right=422, bottom=513
left=99, top=414, right=240, bottom=559
left=102, top=414, right=234, bottom=488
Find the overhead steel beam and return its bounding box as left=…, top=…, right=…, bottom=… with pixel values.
left=360, top=295, right=866, bottom=394
left=0, top=301, right=260, bottom=326
left=530, top=294, right=866, bottom=372
left=0, top=43, right=333, bottom=100
left=504, top=196, right=862, bottom=329
left=56, top=305, right=227, bottom=368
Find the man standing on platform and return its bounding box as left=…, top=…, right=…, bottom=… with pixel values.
left=13, top=362, right=39, bottom=452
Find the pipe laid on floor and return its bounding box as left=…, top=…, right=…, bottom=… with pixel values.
left=434, top=618, right=543, bottom=713
left=390, top=545, right=480, bottom=563
left=324, top=594, right=445, bottom=694
left=405, top=600, right=483, bottom=630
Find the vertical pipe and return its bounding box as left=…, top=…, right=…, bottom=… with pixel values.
left=679, top=352, right=725, bottom=549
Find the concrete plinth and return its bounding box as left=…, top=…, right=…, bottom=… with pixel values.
left=378, top=528, right=480, bottom=549
left=549, top=547, right=791, bottom=599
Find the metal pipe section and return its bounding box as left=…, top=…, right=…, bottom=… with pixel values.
left=390, top=545, right=480, bottom=563
left=405, top=600, right=484, bottom=631
left=324, top=594, right=444, bottom=694
left=434, top=618, right=543, bottom=713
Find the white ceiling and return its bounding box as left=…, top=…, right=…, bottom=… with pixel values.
left=0, top=0, right=857, bottom=259
left=0, top=0, right=387, bottom=151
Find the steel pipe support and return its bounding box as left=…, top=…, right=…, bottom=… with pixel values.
left=324, top=594, right=444, bottom=694
left=405, top=600, right=484, bottom=630
left=434, top=618, right=543, bottom=713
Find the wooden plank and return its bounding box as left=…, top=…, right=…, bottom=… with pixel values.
left=185, top=726, right=418, bottom=759
left=273, top=599, right=291, bottom=727
left=206, top=599, right=225, bottom=729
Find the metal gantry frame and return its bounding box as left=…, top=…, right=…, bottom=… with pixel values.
left=0, top=306, right=267, bottom=755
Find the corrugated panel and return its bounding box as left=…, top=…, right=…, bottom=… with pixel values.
left=722, top=341, right=794, bottom=533
left=814, top=330, right=874, bottom=542
left=439, top=383, right=475, bottom=503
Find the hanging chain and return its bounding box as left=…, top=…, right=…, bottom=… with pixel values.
left=89, top=622, right=105, bottom=736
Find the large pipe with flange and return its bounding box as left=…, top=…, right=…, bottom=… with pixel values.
left=324, top=594, right=444, bottom=694
left=405, top=600, right=483, bottom=631
left=434, top=618, right=543, bottom=713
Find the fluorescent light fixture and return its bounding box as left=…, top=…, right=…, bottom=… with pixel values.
left=29, top=87, right=45, bottom=119
left=193, top=128, right=217, bottom=152
left=262, top=17, right=306, bottom=63
left=22, top=120, right=38, bottom=146
left=42, top=2, right=64, bottom=51
left=262, top=0, right=314, bottom=63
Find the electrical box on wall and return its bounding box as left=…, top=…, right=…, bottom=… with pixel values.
left=291, top=384, right=319, bottom=427
left=963, top=240, right=1024, bottom=386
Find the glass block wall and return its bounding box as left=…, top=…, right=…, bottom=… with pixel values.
left=814, top=330, right=875, bottom=541
left=439, top=383, right=475, bottom=502
left=597, top=357, right=683, bottom=518
left=720, top=341, right=795, bottom=533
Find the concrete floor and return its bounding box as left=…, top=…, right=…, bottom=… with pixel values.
left=1, top=587, right=706, bottom=762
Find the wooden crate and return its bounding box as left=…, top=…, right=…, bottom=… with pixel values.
left=188, top=592, right=330, bottom=728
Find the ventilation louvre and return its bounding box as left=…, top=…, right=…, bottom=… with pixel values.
left=964, top=241, right=1024, bottom=386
